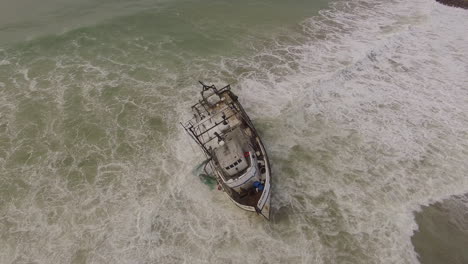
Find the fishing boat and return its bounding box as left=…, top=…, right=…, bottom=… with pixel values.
left=182, top=82, right=272, bottom=220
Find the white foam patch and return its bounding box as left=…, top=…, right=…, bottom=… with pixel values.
left=209, top=0, right=468, bottom=262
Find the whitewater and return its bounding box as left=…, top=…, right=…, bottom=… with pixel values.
left=0, top=0, right=467, bottom=263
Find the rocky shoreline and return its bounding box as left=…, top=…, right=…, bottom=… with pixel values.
left=436, top=0, right=468, bottom=9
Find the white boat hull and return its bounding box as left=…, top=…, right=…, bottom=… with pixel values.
left=182, top=82, right=272, bottom=220
left=225, top=136, right=271, bottom=220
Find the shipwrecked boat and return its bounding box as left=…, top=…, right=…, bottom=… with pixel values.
left=182, top=82, right=271, bottom=219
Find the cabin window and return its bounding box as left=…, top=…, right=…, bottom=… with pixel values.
left=238, top=159, right=241, bottom=163
left=234, top=161, right=238, bottom=166
left=229, top=164, right=234, bottom=168
left=225, top=167, right=230, bottom=170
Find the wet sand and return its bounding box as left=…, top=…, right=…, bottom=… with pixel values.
left=412, top=194, right=468, bottom=264
left=436, top=0, right=468, bottom=9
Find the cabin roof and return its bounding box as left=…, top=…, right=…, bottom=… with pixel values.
left=213, top=127, right=250, bottom=175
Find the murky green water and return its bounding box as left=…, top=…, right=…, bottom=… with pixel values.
left=1, top=0, right=467, bottom=263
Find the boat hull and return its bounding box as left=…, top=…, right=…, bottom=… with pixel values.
left=222, top=136, right=271, bottom=220
left=182, top=82, right=272, bottom=220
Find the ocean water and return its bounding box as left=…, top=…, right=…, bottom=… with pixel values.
left=0, top=0, right=467, bottom=263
